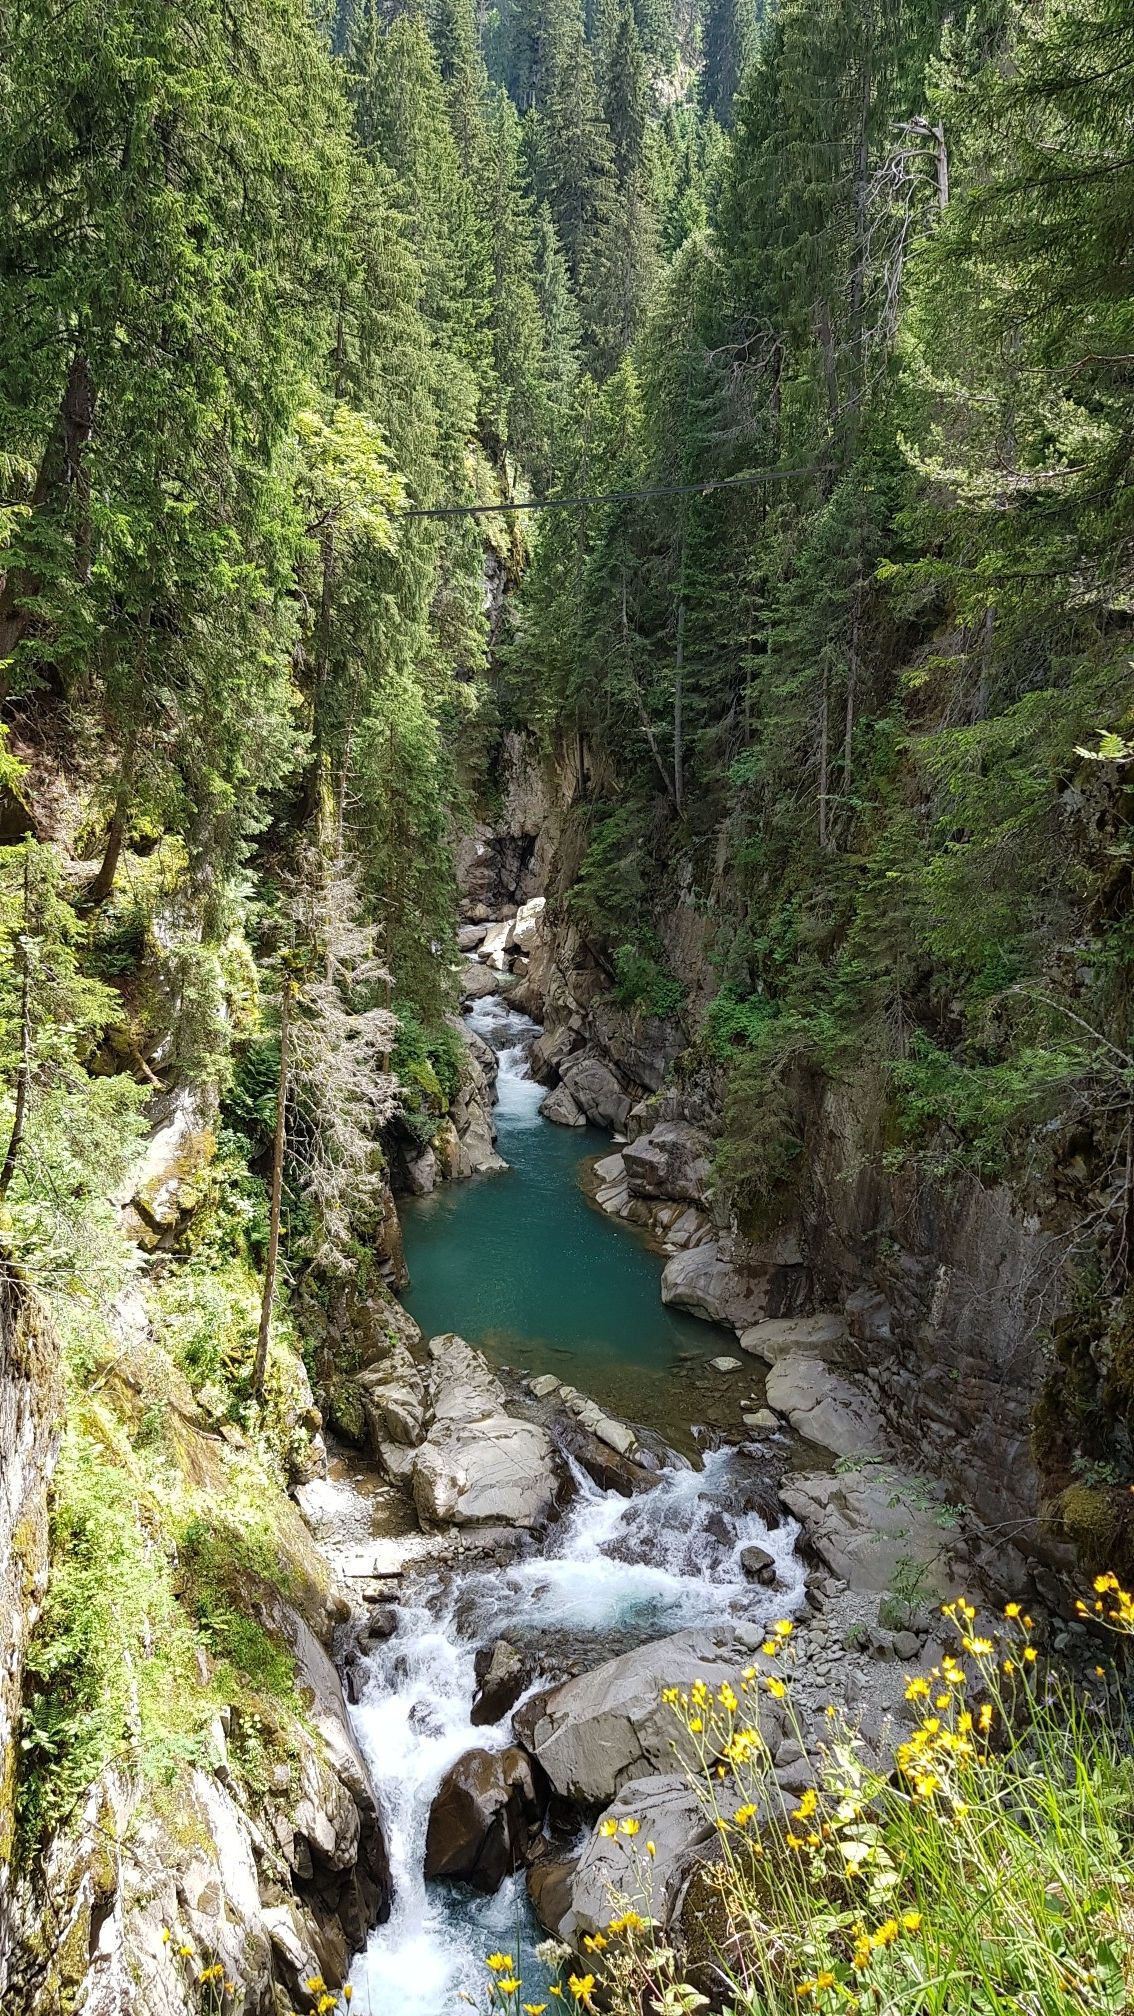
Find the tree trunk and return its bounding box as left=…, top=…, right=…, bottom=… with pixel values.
left=86, top=725, right=139, bottom=906
left=673, top=592, right=685, bottom=818
left=932, top=121, right=949, bottom=210
left=818, top=664, right=830, bottom=851
left=253, top=978, right=292, bottom=1401
left=844, top=579, right=862, bottom=800
left=0, top=853, right=33, bottom=1199
left=0, top=352, right=96, bottom=675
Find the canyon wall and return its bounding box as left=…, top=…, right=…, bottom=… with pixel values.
left=459, top=731, right=1075, bottom=1592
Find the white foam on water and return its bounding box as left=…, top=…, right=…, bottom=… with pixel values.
left=347, top=1446, right=802, bottom=2015
left=464, top=988, right=544, bottom=1127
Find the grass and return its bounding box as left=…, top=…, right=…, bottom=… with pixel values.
left=484, top=1593, right=1134, bottom=2016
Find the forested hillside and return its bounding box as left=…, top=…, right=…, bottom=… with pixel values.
left=1, top=0, right=1133, bottom=2004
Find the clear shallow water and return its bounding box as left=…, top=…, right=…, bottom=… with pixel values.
left=400, top=993, right=739, bottom=1441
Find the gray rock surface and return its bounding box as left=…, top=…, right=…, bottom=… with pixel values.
left=779, top=1465, right=968, bottom=1599
left=411, top=1336, right=561, bottom=1528
left=765, top=1352, right=887, bottom=1458
left=540, top=1082, right=585, bottom=1126
left=516, top=1633, right=782, bottom=1806
left=560, top=1053, right=633, bottom=1132
left=424, top=1746, right=543, bottom=1892
left=739, top=1312, right=849, bottom=1363
left=562, top=1776, right=715, bottom=1939
left=661, top=1237, right=804, bottom=1333
left=622, top=1122, right=712, bottom=1204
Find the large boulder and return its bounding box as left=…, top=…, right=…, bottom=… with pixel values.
left=528, top=1022, right=583, bottom=1086
left=461, top=962, right=514, bottom=1003
left=472, top=1639, right=530, bottom=1727
left=622, top=1123, right=712, bottom=1205
left=516, top=1633, right=782, bottom=1807
left=779, top=1465, right=969, bottom=1599
left=480, top=920, right=516, bottom=970
left=424, top=1747, right=543, bottom=1892
left=764, top=1353, right=886, bottom=1459
left=411, top=1336, right=562, bottom=1528
left=512, top=896, right=547, bottom=952
left=357, top=1345, right=427, bottom=1449
left=661, top=1236, right=806, bottom=1333
left=559, top=1053, right=633, bottom=1132
left=561, top=1777, right=715, bottom=1940
left=739, top=1312, right=848, bottom=1363
left=540, top=1082, right=585, bottom=1127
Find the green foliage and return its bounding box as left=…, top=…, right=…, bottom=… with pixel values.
left=611, top=942, right=683, bottom=1018
left=17, top=1422, right=204, bottom=1843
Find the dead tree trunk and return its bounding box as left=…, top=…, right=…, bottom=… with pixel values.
left=253, top=978, right=292, bottom=1401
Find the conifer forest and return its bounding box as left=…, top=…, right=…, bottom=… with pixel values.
left=2, top=1, right=1134, bottom=2011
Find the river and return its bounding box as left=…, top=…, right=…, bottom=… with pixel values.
left=345, top=994, right=801, bottom=2016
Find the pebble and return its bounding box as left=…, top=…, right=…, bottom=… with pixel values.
left=742, top=1409, right=779, bottom=1430
left=709, top=1355, right=743, bottom=1373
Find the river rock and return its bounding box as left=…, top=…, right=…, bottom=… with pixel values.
left=528, top=1022, right=582, bottom=1085
left=458, top=923, right=488, bottom=951
left=540, top=1082, right=585, bottom=1126
left=622, top=1122, right=712, bottom=1205
left=661, top=1241, right=781, bottom=1332
left=528, top=1857, right=577, bottom=1938
left=562, top=1776, right=715, bottom=1940
left=740, top=1544, right=777, bottom=1585
left=471, top=1639, right=530, bottom=1726
left=779, top=1466, right=968, bottom=1599
left=708, top=1355, right=742, bottom=1374
left=481, top=919, right=516, bottom=970
left=424, top=1746, right=544, bottom=1892
left=411, top=1335, right=561, bottom=1528
left=516, top=1632, right=782, bottom=1806
left=512, top=895, right=546, bottom=951
left=559, top=1053, right=633, bottom=1132
left=764, top=1352, right=886, bottom=1458
left=356, top=1345, right=427, bottom=1449
left=461, top=962, right=514, bottom=1003
left=739, top=1312, right=849, bottom=1363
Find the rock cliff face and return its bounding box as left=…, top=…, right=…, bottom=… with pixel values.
left=0, top=1258, right=62, bottom=1998
left=455, top=730, right=1077, bottom=1591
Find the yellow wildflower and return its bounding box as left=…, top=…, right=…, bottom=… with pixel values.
left=795, top=1787, right=817, bottom=1819
left=524, top=2006, right=549, bottom=2013
left=305, top=1981, right=326, bottom=1997
left=1004, top=1602, right=1021, bottom=1618
left=499, top=1978, right=522, bottom=1996
left=567, top=1975, right=595, bottom=2002
left=816, top=1972, right=835, bottom=1990
left=646, top=1841, right=656, bottom=1856
left=598, top=1818, right=618, bottom=1837
left=904, top=1677, right=930, bottom=1701
left=774, top=1619, right=794, bottom=1638
left=902, top=1912, right=922, bottom=1932
left=487, top=1956, right=516, bottom=1973
left=764, top=1676, right=786, bottom=1699
left=620, top=1817, right=640, bottom=1835
left=1023, top=1646, right=1037, bottom=1664
left=734, top=1803, right=758, bottom=1825
left=688, top=1715, right=703, bottom=1733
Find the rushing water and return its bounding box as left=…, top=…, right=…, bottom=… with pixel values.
left=347, top=986, right=801, bottom=2016
left=347, top=1451, right=803, bottom=2016
left=399, top=991, right=742, bottom=1442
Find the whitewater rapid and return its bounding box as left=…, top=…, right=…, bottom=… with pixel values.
left=346, top=988, right=803, bottom=2016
